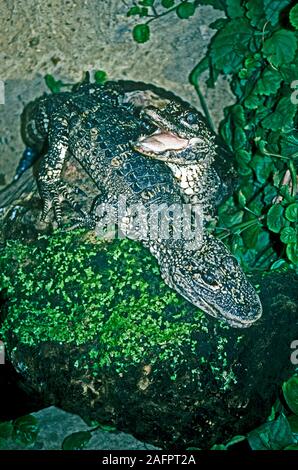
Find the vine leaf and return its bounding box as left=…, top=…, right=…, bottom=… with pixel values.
left=12, top=415, right=39, bottom=446
left=254, top=69, right=282, bottom=96
left=132, top=23, right=150, bottom=43
left=176, top=2, right=196, bottom=19
left=262, top=30, right=297, bottom=67
left=266, top=204, right=285, bottom=233
left=62, top=431, right=92, bottom=450
left=261, top=97, right=297, bottom=133
left=248, top=414, right=295, bottom=450
left=210, top=19, right=254, bottom=74
left=283, top=376, right=298, bottom=415
left=264, top=0, right=291, bottom=26
left=289, top=4, right=298, bottom=30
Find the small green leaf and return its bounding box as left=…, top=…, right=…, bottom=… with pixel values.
left=227, top=0, right=244, bottom=18
left=176, top=2, right=196, bottom=19
left=283, top=376, right=298, bottom=415
left=62, top=431, right=92, bottom=450
left=12, top=415, right=39, bottom=446
left=262, top=97, right=297, bottom=133
left=44, top=74, right=64, bottom=93
left=233, top=127, right=247, bottom=150
left=286, top=243, right=298, bottom=265
left=264, top=0, right=291, bottom=26
left=270, top=259, right=287, bottom=270
left=279, top=185, right=295, bottom=204
left=161, top=0, right=175, bottom=8
left=237, top=190, right=246, bottom=208
left=242, top=222, right=262, bottom=249
left=289, top=4, right=298, bottom=29
left=94, top=70, right=107, bottom=85
left=132, top=23, right=150, bottom=43
left=244, top=93, right=263, bottom=109
left=254, top=69, right=282, bottom=96
left=220, top=119, right=233, bottom=148
left=280, top=132, right=298, bottom=160
left=236, top=149, right=252, bottom=164
left=127, top=6, right=141, bottom=16
left=262, top=30, right=297, bottom=67
left=285, top=203, right=298, bottom=222
left=210, top=19, right=254, bottom=74
left=280, top=227, right=296, bottom=244
left=139, top=7, right=149, bottom=17
left=280, top=61, right=298, bottom=85
left=231, top=104, right=246, bottom=126
left=246, top=0, right=265, bottom=29
left=250, top=154, right=273, bottom=184
left=248, top=413, right=295, bottom=450
left=267, top=204, right=285, bottom=233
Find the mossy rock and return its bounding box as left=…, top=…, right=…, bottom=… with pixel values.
left=0, top=228, right=297, bottom=449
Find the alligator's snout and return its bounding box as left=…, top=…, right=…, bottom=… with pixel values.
left=157, top=235, right=263, bottom=329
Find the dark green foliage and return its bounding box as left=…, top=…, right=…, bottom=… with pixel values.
left=283, top=376, right=298, bottom=416
left=94, top=70, right=108, bottom=84
left=123, top=3, right=298, bottom=448
left=0, top=415, right=39, bottom=449
left=290, top=4, right=298, bottom=30
left=62, top=431, right=92, bottom=450
left=126, top=1, right=298, bottom=271
left=248, top=414, right=295, bottom=450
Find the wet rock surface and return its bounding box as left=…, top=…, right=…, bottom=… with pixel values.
left=0, top=164, right=297, bottom=449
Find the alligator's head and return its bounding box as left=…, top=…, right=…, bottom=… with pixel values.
left=133, top=101, right=216, bottom=164
left=155, top=233, right=262, bottom=328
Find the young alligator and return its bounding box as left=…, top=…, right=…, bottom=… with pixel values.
left=18, top=81, right=262, bottom=328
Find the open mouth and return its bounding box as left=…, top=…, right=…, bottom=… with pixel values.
left=135, top=128, right=190, bottom=154
left=133, top=107, right=206, bottom=159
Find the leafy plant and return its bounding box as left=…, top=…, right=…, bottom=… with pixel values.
left=61, top=421, right=117, bottom=450
left=127, top=0, right=298, bottom=271
left=0, top=415, right=39, bottom=449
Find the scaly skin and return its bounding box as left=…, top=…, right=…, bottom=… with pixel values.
left=18, top=80, right=262, bottom=327
left=133, top=102, right=228, bottom=215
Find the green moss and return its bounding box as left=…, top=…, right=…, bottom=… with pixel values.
left=0, top=229, right=237, bottom=388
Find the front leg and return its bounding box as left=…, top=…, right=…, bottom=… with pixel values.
left=37, top=115, right=83, bottom=224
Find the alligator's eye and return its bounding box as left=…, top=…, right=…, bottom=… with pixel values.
left=184, top=113, right=198, bottom=125
left=201, top=271, right=218, bottom=287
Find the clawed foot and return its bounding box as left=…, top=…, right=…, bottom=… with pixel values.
left=38, top=180, right=86, bottom=225
left=66, top=212, right=97, bottom=231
